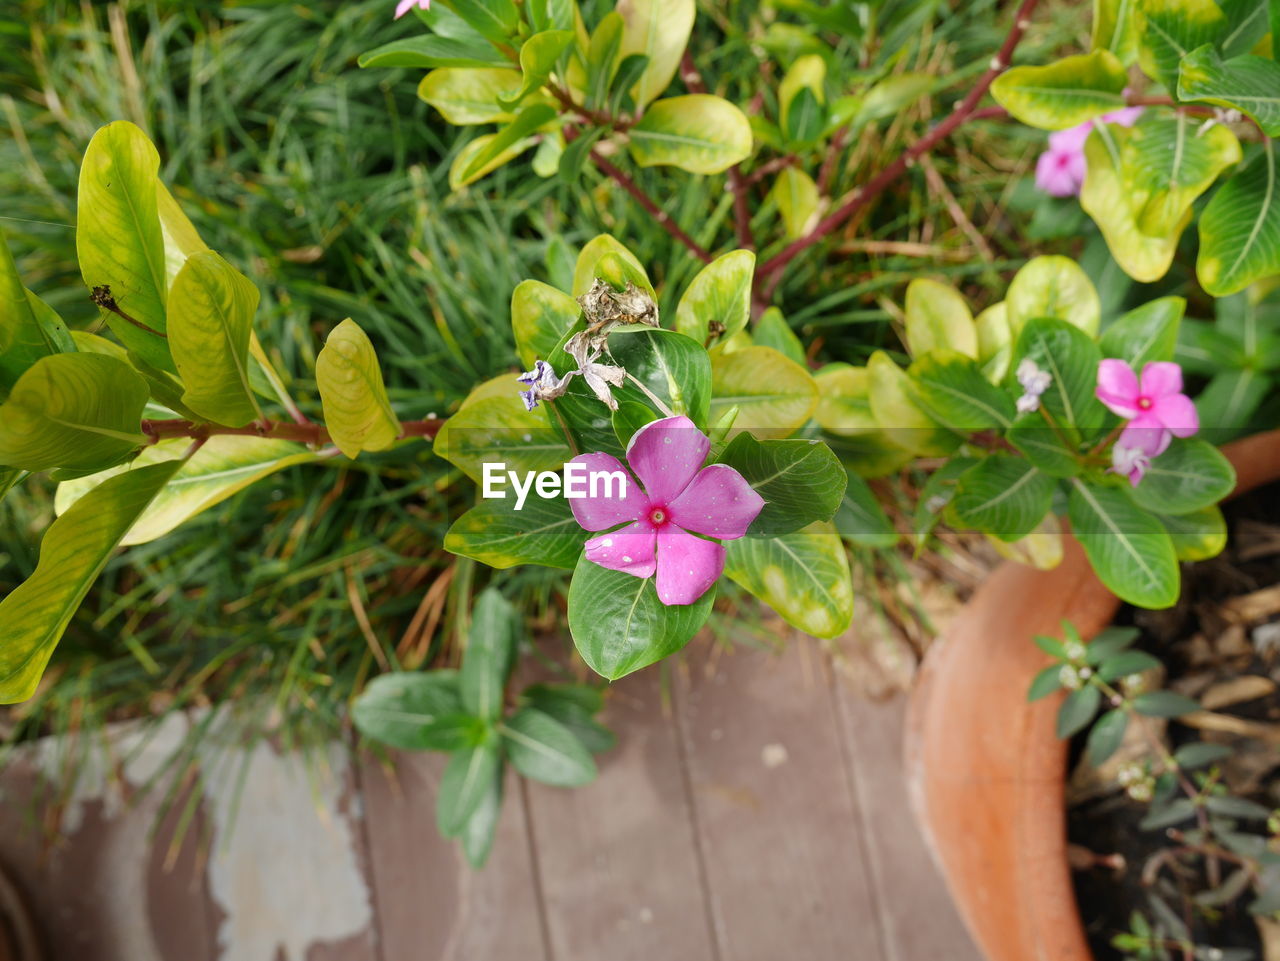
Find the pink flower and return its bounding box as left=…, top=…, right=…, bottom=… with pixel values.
left=395, top=0, right=429, bottom=17
left=1096, top=359, right=1199, bottom=456
left=1110, top=444, right=1151, bottom=487
left=567, top=416, right=765, bottom=606
left=1034, top=107, right=1143, bottom=197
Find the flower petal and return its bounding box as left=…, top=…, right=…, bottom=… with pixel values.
left=625, top=415, right=710, bottom=506
left=655, top=525, right=723, bottom=605
left=394, top=0, right=418, bottom=17
left=1119, top=411, right=1171, bottom=456
left=584, top=521, right=656, bottom=578
left=566, top=452, right=646, bottom=531
left=1100, top=106, right=1143, bottom=127
left=1096, top=359, right=1141, bottom=418
left=1035, top=150, right=1082, bottom=197
left=1154, top=392, right=1198, bottom=438
left=1139, top=361, right=1183, bottom=399
left=1048, top=122, right=1092, bottom=153
left=669, top=464, right=765, bottom=539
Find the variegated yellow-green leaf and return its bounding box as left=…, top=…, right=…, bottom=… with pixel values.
left=627, top=95, right=753, bottom=175
left=418, top=68, right=523, bottom=124
left=904, top=277, right=978, bottom=358
left=455, top=104, right=558, bottom=186
left=434, top=395, right=570, bottom=484
left=316, top=318, right=401, bottom=459
left=866, top=350, right=958, bottom=455
left=814, top=365, right=879, bottom=436
left=0, top=459, right=180, bottom=703
left=76, top=121, right=172, bottom=370
left=674, top=249, right=755, bottom=346
left=1159, top=505, right=1228, bottom=560
left=617, top=0, right=695, bottom=108
left=770, top=167, right=820, bottom=239
left=572, top=234, right=652, bottom=297
left=724, top=522, right=853, bottom=639
left=0, top=225, right=75, bottom=398
left=501, top=31, right=576, bottom=108
left=169, top=250, right=262, bottom=427
left=752, top=307, right=805, bottom=364
left=710, top=345, right=817, bottom=439
left=779, top=54, right=826, bottom=139
left=975, top=301, right=1013, bottom=382
left=1196, top=139, right=1280, bottom=296
left=989, top=51, right=1128, bottom=130
left=988, top=513, right=1065, bottom=569
left=1093, top=0, right=1141, bottom=64
left=450, top=134, right=537, bottom=190
left=0, top=353, right=148, bottom=472
left=1178, top=44, right=1280, bottom=136
left=156, top=182, right=208, bottom=291
left=445, top=495, right=586, bottom=569
left=512, top=280, right=581, bottom=368
left=1006, top=255, right=1101, bottom=336
left=55, top=436, right=317, bottom=546
left=1137, top=0, right=1227, bottom=91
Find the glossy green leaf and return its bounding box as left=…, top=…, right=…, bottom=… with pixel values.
left=723, top=523, right=854, bottom=639
left=316, top=318, right=401, bottom=459
left=0, top=460, right=180, bottom=703
left=1178, top=44, right=1280, bottom=135
left=461, top=588, right=519, bottom=721
left=834, top=468, right=897, bottom=547
left=437, top=742, right=503, bottom=837
left=156, top=181, right=208, bottom=291
left=168, top=251, right=261, bottom=427
left=1008, top=411, right=1083, bottom=477
left=1068, top=478, right=1179, bottom=608
left=753, top=308, right=806, bottom=365
left=449, top=132, right=540, bottom=190
left=75, top=121, right=172, bottom=370
left=457, top=104, right=558, bottom=185
left=1159, top=505, right=1228, bottom=560
left=904, top=277, right=978, bottom=358
left=572, top=234, right=652, bottom=298
left=1219, top=0, right=1272, bottom=55
left=975, top=302, right=1013, bottom=382
left=990, top=50, right=1128, bottom=130
left=418, top=68, right=522, bottom=125
left=434, top=395, right=569, bottom=485
left=617, top=0, right=695, bottom=108
left=502, top=31, right=576, bottom=108
left=446, top=494, right=586, bottom=570
left=910, top=351, right=1016, bottom=432
left=1093, top=0, right=1141, bottom=63
left=715, top=432, right=846, bottom=536
left=813, top=365, right=878, bottom=436
left=1012, top=317, right=1107, bottom=436
left=710, top=346, right=818, bottom=439
left=567, top=555, right=715, bottom=679
left=1100, top=296, right=1185, bottom=367
left=1006, top=256, right=1101, bottom=338
left=1196, top=140, right=1280, bottom=296
left=501, top=707, right=598, bottom=787
left=1130, top=438, right=1236, bottom=514
left=951, top=455, right=1055, bottom=542
left=1198, top=367, right=1272, bottom=436
left=674, top=249, right=755, bottom=346
left=583, top=13, right=624, bottom=110
left=54, top=436, right=316, bottom=546
left=359, top=35, right=511, bottom=69
left=448, top=0, right=520, bottom=45
left=0, top=227, right=75, bottom=398
left=770, top=167, right=820, bottom=240
left=779, top=54, right=826, bottom=139
left=351, top=671, right=471, bottom=751
left=627, top=95, right=753, bottom=175
left=512, top=280, right=581, bottom=368
left=1137, top=0, right=1227, bottom=90
left=0, top=353, right=148, bottom=472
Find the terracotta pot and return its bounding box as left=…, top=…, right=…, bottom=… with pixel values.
left=905, top=428, right=1280, bottom=961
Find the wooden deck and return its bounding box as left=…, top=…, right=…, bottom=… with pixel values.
left=0, top=637, right=982, bottom=961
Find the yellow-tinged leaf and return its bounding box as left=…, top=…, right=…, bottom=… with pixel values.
left=449, top=132, right=539, bottom=189
left=990, top=51, right=1128, bottom=130
left=156, top=182, right=208, bottom=291
left=617, top=0, right=695, bottom=108
left=627, top=95, right=753, bottom=175
left=418, top=68, right=523, bottom=125
left=710, top=345, right=817, bottom=439
left=512, top=279, right=581, bottom=368
left=975, top=301, right=1013, bottom=382
left=572, top=234, right=652, bottom=297
left=770, top=167, right=820, bottom=240
left=316, top=319, right=401, bottom=459
left=904, top=278, right=978, bottom=358
left=1006, top=255, right=1101, bottom=336
left=814, top=365, right=879, bottom=436
left=987, top=513, right=1064, bottom=569
left=867, top=350, right=957, bottom=455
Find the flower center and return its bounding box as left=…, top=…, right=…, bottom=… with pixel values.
left=1137, top=396, right=1153, bottom=410
left=648, top=506, right=669, bottom=527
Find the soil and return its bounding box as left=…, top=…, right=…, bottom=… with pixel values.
left=1069, top=480, right=1280, bottom=960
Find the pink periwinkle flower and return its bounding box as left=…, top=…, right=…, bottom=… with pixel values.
left=567, top=416, right=765, bottom=606
left=395, top=0, right=429, bottom=18
left=1034, top=107, right=1144, bottom=197
left=1096, top=359, right=1198, bottom=457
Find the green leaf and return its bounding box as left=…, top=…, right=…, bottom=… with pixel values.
left=675, top=250, right=755, bottom=347
left=866, top=351, right=957, bottom=456
left=627, top=95, right=753, bottom=175
left=572, top=234, right=653, bottom=298
left=1087, top=708, right=1130, bottom=765
left=1068, top=479, right=1179, bottom=608
left=1029, top=664, right=1066, bottom=701
left=437, top=742, right=503, bottom=837
left=0, top=353, right=148, bottom=472
left=1219, top=0, right=1272, bottom=55
left=461, top=588, right=519, bottom=721
left=358, top=35, right=512, bottom=69
left=0, top=460, right=180, bottom=702
left=1100, top=296, right=1185, bottom=368
left=813, top=366, right=880, bottom=437
left=779, top=54, right=826, bottom=141
left=0, top=227, right=75, bottom=398
left=1008, top=412, right=1083, bottom=478
left=316, top=318, right=401, bottom=459
left=1098, top=648, right=1161, bottom=680
left=447, top=0, right=520, bottom=45
left=1196, top=367, right=1271, bottom=434
left=1057, top=684, right=1102, bottom=739
left=851, top=73, right=935, bottom=127
left=446, top=490, right=587, bottom=570
left=724, top=523, right=854, bottom=639
left=1140, top=798, right=1198, bottom=829
left=1006, top=256, right=1101, bottom=338
left=770, top=167, right=820, bottom=240
left=459, top=767, right=503, bottom=868
left=449, top=133, right=540, bottom=190
left=1174, top=741, right=1233, bottom=768
left=904, top=278, right=978, bottom=358
left=1203, top=794, right=1271, bottom=819
left=418, top=68, right=522, bottom=125
left=1085, top=625, right=1140, bottom=663
left=1093, top=0, right=1141, bottom=63
left=753, top=308, right=806, bottom=365
left=351, top=671, right=472, bottom=751
left=567, top=555, right=715, bottom=679
left=1132, top=690, right=1201, bottom=716
left=990, top=50, right=1128, bottom=130
left=1159, top=505, right=1229, bottom=560
left=1014, top=316, right=1107, bottom=437
left=168, top=250, right=262, bottom=427
left=910, top=351, right=1016, bottom=431
left=715, top=432, right=846, bottom=536
left=1138, top=0, right=1227, bottom=91
left=583, top=13, right=624, bottom=110
left=502, top=30, right=576, bottom=108
left=616, top=0, right=695, bottom=108
left=501, top=707, right=598, bottom=787
left=1196, top=138, right=1280, bottom=296
left=1179, top=44, right=1280, bottom=135
left=521, top=684, right=615, bottom=753
left=458, top=103, right=559, bottom=185
left=1130, top=438, right=1236, bottom=514
left=834, top=468, right=897, bottom=547
left=951, top=455, right=1055, bottom=541
left=710, top=345, right=818, bottom=439
left=53, top=436, right=316, bottom=546
left=975, top=302, right=1014, bottom=382
left=75, top=121, right=172, bottom=371
left=783, top=87, right=826, bottom=145
left=512, top=280, right=581, bottom=369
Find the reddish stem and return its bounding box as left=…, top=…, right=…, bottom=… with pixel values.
left=141, top=417, right=442, bottom=447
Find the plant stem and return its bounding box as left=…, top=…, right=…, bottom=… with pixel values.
left=140, top=417, right=442, bottom=447
left=680, top=51, right=755, bottom=252
left=755, top=0, right=1041, bottom=285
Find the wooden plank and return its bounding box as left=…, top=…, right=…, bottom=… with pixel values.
left=673, top=637, right=887, bottom=961
left=358, top=750, right=548, bottom=961
left=833, top=689, right=985, bottom=961
left=522, top=668, right=718, bottom=961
